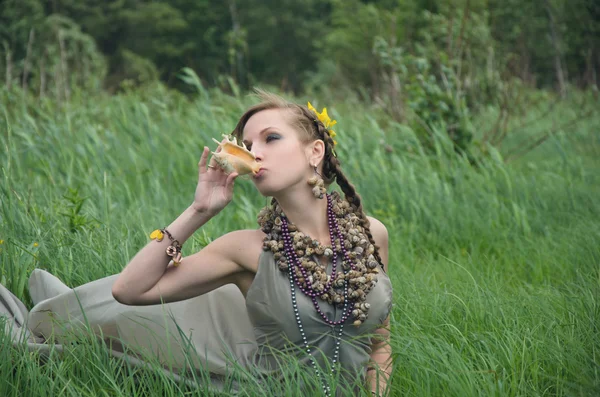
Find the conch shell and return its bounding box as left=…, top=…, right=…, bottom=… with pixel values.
left=211, top=135, right=262, bottom=175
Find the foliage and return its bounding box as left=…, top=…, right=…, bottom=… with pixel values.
left=0, top=84, right=599, bottom=396
left=0, top=1, right=106, bottom=98
left=373, top=36, right=474, bottom=155
left=2, top=0, right=598, bottom=96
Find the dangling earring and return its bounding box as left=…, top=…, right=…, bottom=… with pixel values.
left=307, top=165, right=326, bottom=199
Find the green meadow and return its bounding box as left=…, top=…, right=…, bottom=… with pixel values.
left=1, top=85, right=599, bottom=396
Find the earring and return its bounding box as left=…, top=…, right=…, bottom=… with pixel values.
left=307, top=165, right=326, bottom=199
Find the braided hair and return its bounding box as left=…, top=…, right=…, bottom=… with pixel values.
left=232, top=90, right=385, bottom=270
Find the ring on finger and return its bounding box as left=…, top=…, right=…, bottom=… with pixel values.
left=207, top=165, right=215, bottom=169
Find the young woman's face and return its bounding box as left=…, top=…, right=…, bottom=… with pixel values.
left=242, top=108, right=312, bottom=197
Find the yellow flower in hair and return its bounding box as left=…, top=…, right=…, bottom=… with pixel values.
left=307, top=101, right=338, bottom=145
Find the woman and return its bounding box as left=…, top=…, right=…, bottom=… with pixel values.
left=3, top=91, right=393, bottom=396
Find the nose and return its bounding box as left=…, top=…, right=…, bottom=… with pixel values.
left=251, top=149, right=263, bottom=162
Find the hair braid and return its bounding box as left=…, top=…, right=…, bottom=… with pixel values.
left=310, top=112, right=386, bottom=271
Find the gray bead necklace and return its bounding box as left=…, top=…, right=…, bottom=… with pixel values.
left=281, top=195, right=354, bottom=396
left=286, top=264, right=346, bottom=397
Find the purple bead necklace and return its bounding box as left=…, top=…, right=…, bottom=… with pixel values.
left=281, top=194, right=356, bottom=324
left=281, top=193, right=356, bottom=396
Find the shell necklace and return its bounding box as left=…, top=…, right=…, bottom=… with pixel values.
left=257, top=191, right=381, bottom=326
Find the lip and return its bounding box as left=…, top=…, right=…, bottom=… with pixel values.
left=253, top=168, right=266, bottom=179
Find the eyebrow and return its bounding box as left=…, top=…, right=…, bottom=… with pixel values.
left=243, top=127, right=279, bottom=146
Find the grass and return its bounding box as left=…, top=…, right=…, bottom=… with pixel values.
left=0, top=84, right=599, bottom=396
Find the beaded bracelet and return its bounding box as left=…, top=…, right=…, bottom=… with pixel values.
left=150, top=228, right=183, bottom=266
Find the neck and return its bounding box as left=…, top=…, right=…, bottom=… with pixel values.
left=274, top=186, right=330, bottom=245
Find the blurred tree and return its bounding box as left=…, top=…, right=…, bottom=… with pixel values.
left=0, top=0, right=45, bottom=88
left=237, top=0, right=331, bottom=93
left=0, top=0, right=105, bottom=98
left=1, top=0, right=598, bottom=93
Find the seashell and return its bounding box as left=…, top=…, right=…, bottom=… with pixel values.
left=212, top=135, right=262, bottom=175
left=277, top=259, right=287, bottom=269
left=173, top=252, right=183, bottom=265
left=353, top=320, right=362, bottom=327
left=323, top=248, right=333, bottom=257
left=312, top=187, right=324, bottom=198
left=308, top=176, right=319, bottom=186
left=334, top=295, right=344, bottom=303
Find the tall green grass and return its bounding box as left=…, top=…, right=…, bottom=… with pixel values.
left=1, top=85, right=599, bottom=396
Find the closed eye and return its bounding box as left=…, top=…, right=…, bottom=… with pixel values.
left=244, top=132, right=280, bottom=151
left=266, top=134, right=280, bottom=143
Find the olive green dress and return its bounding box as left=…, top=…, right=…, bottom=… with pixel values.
left=1, top=251, right=393, bottom=394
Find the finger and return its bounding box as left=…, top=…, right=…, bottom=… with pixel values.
left=208, top=154, right=219, bottom=170
left=198, top=147, right=209, bottom=175
left=225, top=172, right=238, bottom=190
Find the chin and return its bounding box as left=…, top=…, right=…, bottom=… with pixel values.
left=252, top=182, right=277, bottom=198
left=253, top=180, right=288, bottom=198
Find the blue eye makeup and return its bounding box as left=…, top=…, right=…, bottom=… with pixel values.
left=266, top=134, right=280, bottom=142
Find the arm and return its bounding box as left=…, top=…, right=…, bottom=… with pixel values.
left=366, top=217, right=392, bottom=396
left=112, top=146, right=243, bottom=305
left=367, top=316, right=392, bottom=396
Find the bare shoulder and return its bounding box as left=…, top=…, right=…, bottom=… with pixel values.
left=366, top=217, right=389, bottom=245
left=215, top=228, right=265, bottom=273
left=366, top=216, right=389, bottom=271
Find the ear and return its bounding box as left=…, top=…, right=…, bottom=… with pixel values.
left=305, top=139, right=325, bottom=167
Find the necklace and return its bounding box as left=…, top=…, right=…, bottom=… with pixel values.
left=286, top=252, right=345, bottom=397
left=282, top=195, right=349, bottom=397
left=257, top=191, right=381, bottom=327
